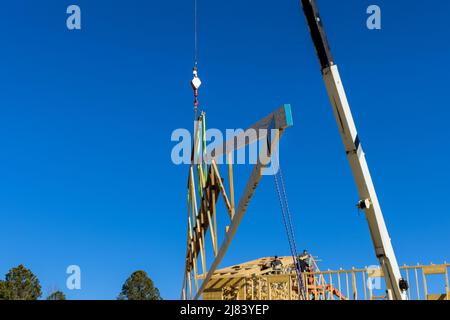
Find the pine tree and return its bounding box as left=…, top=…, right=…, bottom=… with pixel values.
left=118, top=270, right=161, bottom=300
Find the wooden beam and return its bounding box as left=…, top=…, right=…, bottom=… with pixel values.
left=202, top=192, right=217, bottom=256
left=204, top=104, right=293, bottom=162
left=185, top=165, right=222, bottom=271
left=211, top=160, right=233, bottom=218
left=228, top=153, right=235, bottom=219
left=210, top=167, right=218, bottom=255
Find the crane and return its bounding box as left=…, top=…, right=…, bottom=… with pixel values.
left=299, top=0, right=408, bottom=300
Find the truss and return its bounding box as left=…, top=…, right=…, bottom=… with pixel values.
left=182, top=104, right=293, bottom=300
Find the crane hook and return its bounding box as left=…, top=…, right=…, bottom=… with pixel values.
left=191, top=67, right=202, bottom=118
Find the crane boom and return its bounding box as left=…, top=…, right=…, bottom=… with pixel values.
left=299, top=0, right=408, bottom=300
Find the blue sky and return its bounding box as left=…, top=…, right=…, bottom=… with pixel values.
left=0, top=0, right=449, bottom=300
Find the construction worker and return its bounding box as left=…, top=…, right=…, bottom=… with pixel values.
left=270, top=256, right=283, bottom=274
left=298, top=250, right=311, bottom=273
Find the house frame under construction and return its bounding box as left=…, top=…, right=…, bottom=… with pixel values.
left=203, top=257, right=450, bottom=301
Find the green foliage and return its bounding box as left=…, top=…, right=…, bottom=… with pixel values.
left=46, top=290, right=66, bottom=300
left=0, top=264, right=42, bottom=300
left=118, top=270, right=162, bottom=300
left=0, top=281, right=5, bottom=298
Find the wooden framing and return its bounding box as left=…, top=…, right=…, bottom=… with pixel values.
left=202, top=257, right=450, bottom=301
left=182, top=105, right=294, bottom=300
